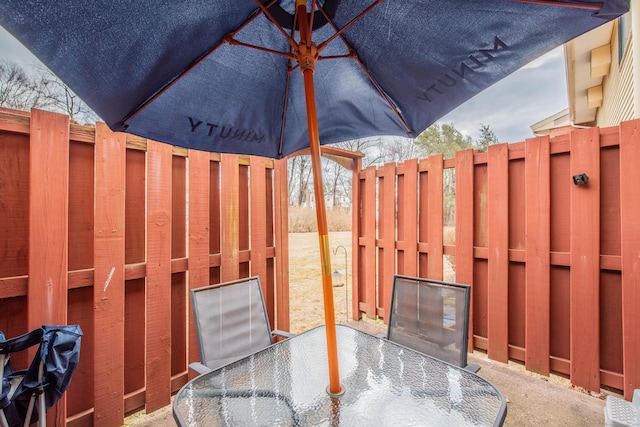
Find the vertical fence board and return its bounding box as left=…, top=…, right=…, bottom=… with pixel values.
left=569, top=127, right=601, bottom=391
left=265, top=164, right=276, bottom=322
left=209, top=160, right=222, bottom=283
left=399, top=159, right=418, bottom=276
left=28, top=109, right=69, bottom=326
left=221, top=155, right=240, bottom=281
left=171, top=157, right=187, bottom=382
left=361, top=166, right=377, bottom=318
left=0, top=132, right=29, bottom=280
left=93, top=123, right=126, bottom=426
left=427, top=155, right=444, bottom=279
left=68, top=142, right=95, bottom=271
left=145, top=140, right=173, bottom=412
left=350, top=157, right=362, bottom=321
left=66, top=287, right=94, bottom=422
left=29, top=109, right=70, bottom=426
left=487, top=143, right=509, bottom=362
left=125, top=150, right=146, bottom=264
left=524, top=137, right=551, bottom=375
left=378, top=163, right=396, bottom=319
left=0, top=127, right=29, bottom=357
left=274, top=159, right=290, bottom=330
left=172, top=158, right=187, bottom=259
left=239, top=164, right=250, bottom=278
left=188, top=149, right=211, bottom=372
left=599, top=144, right=622, bottom=384
left=619, top=119, right=640, bottom=399
left=250, top=157, right=270, bottom=318
left=124, top=148, right=146, bottom=411
left=455, top=149, right=475, bottom=349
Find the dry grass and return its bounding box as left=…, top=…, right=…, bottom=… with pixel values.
left=288, top=206, right=352, bottom=233
left=288, top=231, right=353, bottom=334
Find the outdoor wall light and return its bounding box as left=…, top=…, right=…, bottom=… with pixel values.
left=573, top=173, right=589, bottom=185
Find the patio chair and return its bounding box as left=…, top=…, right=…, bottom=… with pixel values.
left=604, top=389, right=639, bottom=427
left=1, top=325, right=82, bottom=427
left=189, top=276, right=293, bottom=375
left=386, top=275, right=480, bottom=373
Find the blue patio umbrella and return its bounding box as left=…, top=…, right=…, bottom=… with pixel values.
left=0, top=0, right=627, bottom=394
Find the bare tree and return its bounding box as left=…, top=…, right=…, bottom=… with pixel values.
left=0, top=60, right=51, bottom=110
left=37, top=66, right=98, bottom=124
left=0, top=60, right=98, bottom=124
left=287, top=134, right=424, bottom=209
left=287, top=155, right=312, bottom=206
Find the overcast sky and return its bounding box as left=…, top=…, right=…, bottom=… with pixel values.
left=0, top=25, right=567, bottom=144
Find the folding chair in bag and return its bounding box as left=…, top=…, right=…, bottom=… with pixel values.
left=0, top=325, right=82, bottom=427
left=190, top=277, right=293, bottom=375
left=386, top=275, right=480, bottom=373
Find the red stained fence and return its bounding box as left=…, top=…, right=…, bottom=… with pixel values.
left=0, top=108, right=290, bottom=426
left=352, top=120, right=640, bottom=400
left=4, top=107, right=640, bottom=425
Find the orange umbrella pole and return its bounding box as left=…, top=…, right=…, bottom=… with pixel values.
left=296, top=0, right=342, bottom=396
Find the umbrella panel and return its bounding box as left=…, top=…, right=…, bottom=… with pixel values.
left=0, top=1, right=628, bottom=159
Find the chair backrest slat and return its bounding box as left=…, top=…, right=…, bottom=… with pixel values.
left=191, top=277, right=274, bottom=371
left=387, top=275, right=471, bottom=368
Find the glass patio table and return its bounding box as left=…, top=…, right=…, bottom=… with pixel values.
left=173, top=324, right=507, bottom=426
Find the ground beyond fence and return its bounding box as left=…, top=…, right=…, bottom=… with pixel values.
left=351, top=119, right=640, bottom=400
left=0, top=108, right=290, bottom=426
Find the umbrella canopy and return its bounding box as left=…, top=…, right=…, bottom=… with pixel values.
left=0, top=0, right=627, bottom=396
left=0, top=1, right=628, bottom=159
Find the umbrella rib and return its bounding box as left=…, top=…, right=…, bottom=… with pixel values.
left=279, top=62, right=294, bottom=157
left=509, top=0, right=602, bottom=10
left=352, top=55, right=413, bottom=134
left=314, top=0, right=413, bottom=135
left=254, top=0, right=300, bottom=53
left=121, top=2, right=279, bottom=127
left=227, top=39, right=296, bottom=60
left=316, top=0, right=385, bottom=53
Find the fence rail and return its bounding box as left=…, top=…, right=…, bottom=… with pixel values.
left=0, top=108, right=290, bottom=426
left=352, top=120, right=640, bottom=400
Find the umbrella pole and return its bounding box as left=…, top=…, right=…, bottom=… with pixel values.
left=296, top=0, right=342, bottom=396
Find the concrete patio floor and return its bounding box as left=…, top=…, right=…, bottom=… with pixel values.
left=127, top=320, right=607, bottom=426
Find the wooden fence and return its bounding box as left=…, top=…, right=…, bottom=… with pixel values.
left=3, top=107, right=639, bottom=424
left=352, top=119, right=640, bottom=400
left=0, top=108, right=290, bottom=426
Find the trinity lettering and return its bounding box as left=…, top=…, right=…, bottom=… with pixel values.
left=188, top=117, right=264, bottom=143
left=417, top=36, right=509, bottom=102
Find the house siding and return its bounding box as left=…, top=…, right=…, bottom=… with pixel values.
left=599, top=30, right=634, bottom=126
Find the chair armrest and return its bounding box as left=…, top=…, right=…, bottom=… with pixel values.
left=272, top=329, right=295, bottom=339
left=188, top=362, right=213, bottom=375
